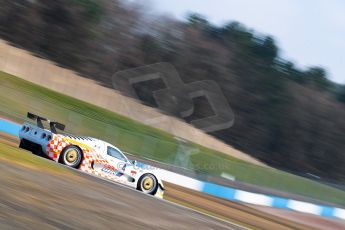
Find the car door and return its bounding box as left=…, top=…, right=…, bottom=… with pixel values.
left=92, top=142, right=121, bottom=175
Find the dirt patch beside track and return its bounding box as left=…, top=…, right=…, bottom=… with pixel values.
left=164, top=183, right=345, bottom=230
left=249, top=205, right=345, bottom=230
left=0, top=132, right=18, bottom=147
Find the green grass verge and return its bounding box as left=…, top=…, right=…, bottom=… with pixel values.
left=1, top=71, right=345, bottom=206
left=0, top=141, right=68, bottom=174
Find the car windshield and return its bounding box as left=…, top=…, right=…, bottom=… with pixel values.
left=107, top=146, right=128, bottom=162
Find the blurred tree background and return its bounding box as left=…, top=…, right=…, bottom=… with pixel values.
left=1, top=0, right=344, bottom=182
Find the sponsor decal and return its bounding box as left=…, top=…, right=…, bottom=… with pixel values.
left=101, top=164, right=124, bottom=177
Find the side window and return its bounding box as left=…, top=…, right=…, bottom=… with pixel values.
left=107, top=146, right=127, bottom=162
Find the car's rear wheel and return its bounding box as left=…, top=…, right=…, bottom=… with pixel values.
left=60, top=145, right=82, bottom=168
left=137, top=173, right=158, bottom=195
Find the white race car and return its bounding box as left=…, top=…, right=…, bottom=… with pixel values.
left=18, top=112, right=164, bottom=198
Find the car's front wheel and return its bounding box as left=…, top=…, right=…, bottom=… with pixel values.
left=60, top=145, right=82, bottom=168
left=137, top=173, right=158, bottom=195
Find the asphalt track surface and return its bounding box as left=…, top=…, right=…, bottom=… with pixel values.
left=0, top=149, right=245, bottom=229
left=0, top=163, right=247, bottom=230
left=1, top=136, right=345, bottom=229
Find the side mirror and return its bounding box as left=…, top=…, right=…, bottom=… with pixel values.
left=130, top=160, right=137, bottom=166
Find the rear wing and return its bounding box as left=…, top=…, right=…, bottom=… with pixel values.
left=27, top=112, right=65, bottom=134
